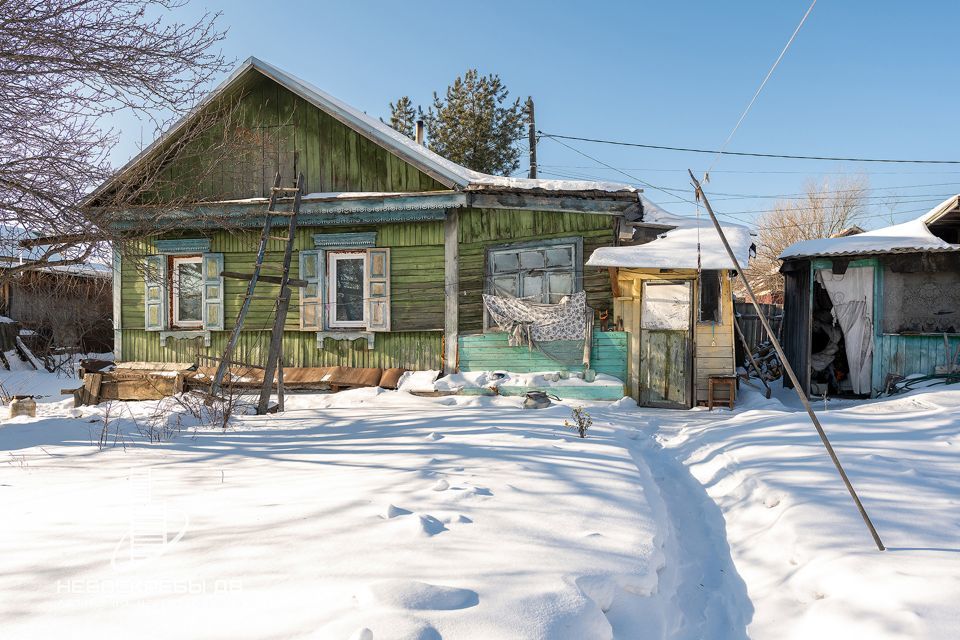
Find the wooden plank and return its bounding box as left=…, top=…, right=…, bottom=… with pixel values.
left=98, top=379, right=169, bottom=401
left=221, top=271, right=308, bottom=287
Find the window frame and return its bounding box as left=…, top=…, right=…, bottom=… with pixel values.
left=326, top=250, right=367, bottom=329
left=170, top=255, right=204, bottom=329
left=697, top=269, right=723, bottom=325
left=483, top=237, right=583, bottom=329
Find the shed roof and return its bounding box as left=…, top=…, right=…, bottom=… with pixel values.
left=779, top=195, right=960, bottom=259
left=90, top=57, right=639, bottom=204
left=586, top=198, right=754, bottom=269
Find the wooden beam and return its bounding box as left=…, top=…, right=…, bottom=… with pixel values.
left=467, top=192, right=637, bottom=215
left=608, top=267, right=621, bottom=298
left=443, top=209, right=459, bottom=374
left=221, top=271, right=308, bottom=288
left=19, top=232, right=98, bottom=248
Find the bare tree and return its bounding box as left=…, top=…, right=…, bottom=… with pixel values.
left=743, top=176, right=869, bottom=300
left=0, top=0, right=230, bottom=277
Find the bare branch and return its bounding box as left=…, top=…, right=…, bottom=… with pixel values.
left=739, top=176, right=870, bottom=300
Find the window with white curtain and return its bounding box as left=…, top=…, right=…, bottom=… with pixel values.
left=327, top=251, right=366, bottom=328
left=171, top=255, right=203, bottom=327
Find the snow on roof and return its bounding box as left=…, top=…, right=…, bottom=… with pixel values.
left=0, top=225, right=47, bottom=261
left=587, top=198, right=753, bottom=270
left=0, top=225, right=109, bottom=277
left=779, top=195, right=960, bottom=259
left=35, top=263, right=112, bottom=278
left=91, top=58, right=639, bottom=202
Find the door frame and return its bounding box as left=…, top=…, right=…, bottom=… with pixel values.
left=638, top=279, right=694, bottom=409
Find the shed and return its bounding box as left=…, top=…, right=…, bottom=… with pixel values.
left=587, top=203, right=753, bottom=407
left=779, top=195, right=960, bottom=397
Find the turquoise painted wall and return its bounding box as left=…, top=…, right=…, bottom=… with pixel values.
left=458, top=331, right=628, bottom=382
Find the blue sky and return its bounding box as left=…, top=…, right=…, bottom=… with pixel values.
left=114, top=1, right=960, bottom=229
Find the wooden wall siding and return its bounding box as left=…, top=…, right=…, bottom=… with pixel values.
left=692, top=273, right=736, bottom=404
left=780, top=261, right=812, bottom=393
left=120, top=329, right=442, bottom=370
left=120, top=222, right=446, bottom=333
left=613, top=268, right=736, bottom=405
left=138, top=72, right=446, bottom=204
left=456, top=208, right=616, bottom=332
left=873, top=333, right=960, bottom=389
left=458, top=332, right=628, bottom=382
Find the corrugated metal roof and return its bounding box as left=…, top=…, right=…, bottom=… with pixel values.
left=779, top=195, right=960, bottom=259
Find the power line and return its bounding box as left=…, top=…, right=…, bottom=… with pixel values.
left=704, top=0, right=818, bottom=176
left=538, top=164, right=960, bottom=176
left=542, top=169, right=960, bottom=200
left=743, top=205, right=933, bottom=232
left=539, top=132, right=960, bottom=165
left=540, top=135, right=703, bottom=209
left=538, top=135, right=945, bottom=229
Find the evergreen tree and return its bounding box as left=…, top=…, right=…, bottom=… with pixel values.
left=421, top=70, right=526, bottom=175
left=386, top=96, right=416, bottom=139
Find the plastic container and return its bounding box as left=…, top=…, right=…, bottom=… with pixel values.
left=9, top=395, right=36, bottom=419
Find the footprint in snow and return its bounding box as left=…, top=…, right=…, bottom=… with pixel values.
left=359, top=579, right=479, bottom=611
left=433, top=512, right=472, bottom=525
left=382, top=504, right=412, bottom=519
left=446, top=485, right=493, bottom=501
left=321, top=613, right=440, bottom=640
left=385, top=513, right=447, bottom=537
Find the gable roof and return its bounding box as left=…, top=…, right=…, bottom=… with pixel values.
left=779, top=194, right=960, bottom=259
left=90, top=57, right=638, bottom=204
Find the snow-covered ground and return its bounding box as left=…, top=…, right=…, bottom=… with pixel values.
left=626, top=384, right=960, bottom=639
left=0, top=385, right=669, bottom=640
left=1, top=367, right=959, bottom=639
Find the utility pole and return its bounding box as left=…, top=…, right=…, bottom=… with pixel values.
left=526, top=97, right=537, bottom=179
left=688, top=169, right=885, bottom=552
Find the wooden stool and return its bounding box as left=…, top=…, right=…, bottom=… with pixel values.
left=707, top=375, right=737, bottom=410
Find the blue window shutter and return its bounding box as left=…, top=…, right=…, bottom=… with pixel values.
left=365, top=247, right=390, bottom=331
left=144, top=255, right=167, bottom=331
left=202, top=253, right=224, bottom=331
left=299, top=250, right=324, bottom=330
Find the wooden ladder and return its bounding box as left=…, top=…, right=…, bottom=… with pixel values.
left=210, top=172, right=306, bottom=414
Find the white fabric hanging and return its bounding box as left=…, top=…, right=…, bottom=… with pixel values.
left=816, top=267, right=875, bottom=394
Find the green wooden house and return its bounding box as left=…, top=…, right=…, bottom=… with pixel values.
left=90, top=58, right=647, bottom=388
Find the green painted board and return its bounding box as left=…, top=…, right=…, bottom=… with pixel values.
left=459, top=384, right=625, bottom=401
left=458, top=332, right=627, bottom=382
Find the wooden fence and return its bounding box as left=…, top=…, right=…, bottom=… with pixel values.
left=734, top=302, right=783, bottom=366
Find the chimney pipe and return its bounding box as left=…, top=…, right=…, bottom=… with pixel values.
left=415, top=119, right=425, bottom=146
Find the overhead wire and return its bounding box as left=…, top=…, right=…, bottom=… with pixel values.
left=538, top=133, right=960, bottom=165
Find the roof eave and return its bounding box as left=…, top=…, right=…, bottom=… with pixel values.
left=780, top=246, right=960, bottom=261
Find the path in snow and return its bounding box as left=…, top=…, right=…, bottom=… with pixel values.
left=602, top=407, right=753, bottom=639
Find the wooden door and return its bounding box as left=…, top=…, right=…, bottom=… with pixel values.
left=639, top=281, right=692, bottom=408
